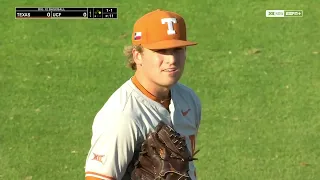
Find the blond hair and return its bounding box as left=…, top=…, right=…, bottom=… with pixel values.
left=123, top=45, right=143, bottom=70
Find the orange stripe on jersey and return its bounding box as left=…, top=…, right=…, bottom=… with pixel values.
left=85, top=172, right=116, bottom=180
left=131, top=75, right=171, bottom=110
left=86, top=177, right=102, bottom=180
left=189, top=135, right=196, bottom=155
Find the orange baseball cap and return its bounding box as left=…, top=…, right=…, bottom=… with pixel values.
left=131, top=9, right=197, bottom=50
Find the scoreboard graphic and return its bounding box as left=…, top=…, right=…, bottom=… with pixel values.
left=15, top=7, right=118, bottom=19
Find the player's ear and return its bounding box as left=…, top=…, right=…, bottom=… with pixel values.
left=132, top=47, right=143, bottom=65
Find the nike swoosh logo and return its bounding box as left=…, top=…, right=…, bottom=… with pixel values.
left=181, top=109, right=191, bottom=116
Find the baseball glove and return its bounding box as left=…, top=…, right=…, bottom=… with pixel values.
left=131, top=121, right=199, bottom=180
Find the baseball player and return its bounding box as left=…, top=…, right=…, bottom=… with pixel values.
left=85, top=9, right=202, bottom=180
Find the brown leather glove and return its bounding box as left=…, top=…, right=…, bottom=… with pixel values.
left=131, top=121, right=198, bottom=180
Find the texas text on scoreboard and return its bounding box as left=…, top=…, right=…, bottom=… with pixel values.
left=15, top=7, right=118, bottom=19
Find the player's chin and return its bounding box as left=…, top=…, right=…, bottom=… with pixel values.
left=162, top=75, right=182, bottom=86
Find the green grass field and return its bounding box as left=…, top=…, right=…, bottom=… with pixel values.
left=1, top=0, right=320, bottom=179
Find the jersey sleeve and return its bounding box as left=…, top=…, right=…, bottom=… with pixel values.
left=85, top=110, right=141, bottom=180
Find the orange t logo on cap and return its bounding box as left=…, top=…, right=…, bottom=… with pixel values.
left=161, top=18, right=177, bottom=35
left=131, top=9, right=197, bottom=50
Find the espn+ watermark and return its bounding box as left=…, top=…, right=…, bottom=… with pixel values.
left=266, top=10, right=303, bottom=17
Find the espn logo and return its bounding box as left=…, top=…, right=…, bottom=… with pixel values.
left=266, top=10, right=303, bottom=17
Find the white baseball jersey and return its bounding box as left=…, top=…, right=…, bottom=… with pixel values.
left=85, top=77, right=202, bottom=180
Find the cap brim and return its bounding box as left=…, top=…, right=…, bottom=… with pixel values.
left=141, top=40, right=197, bottom=50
